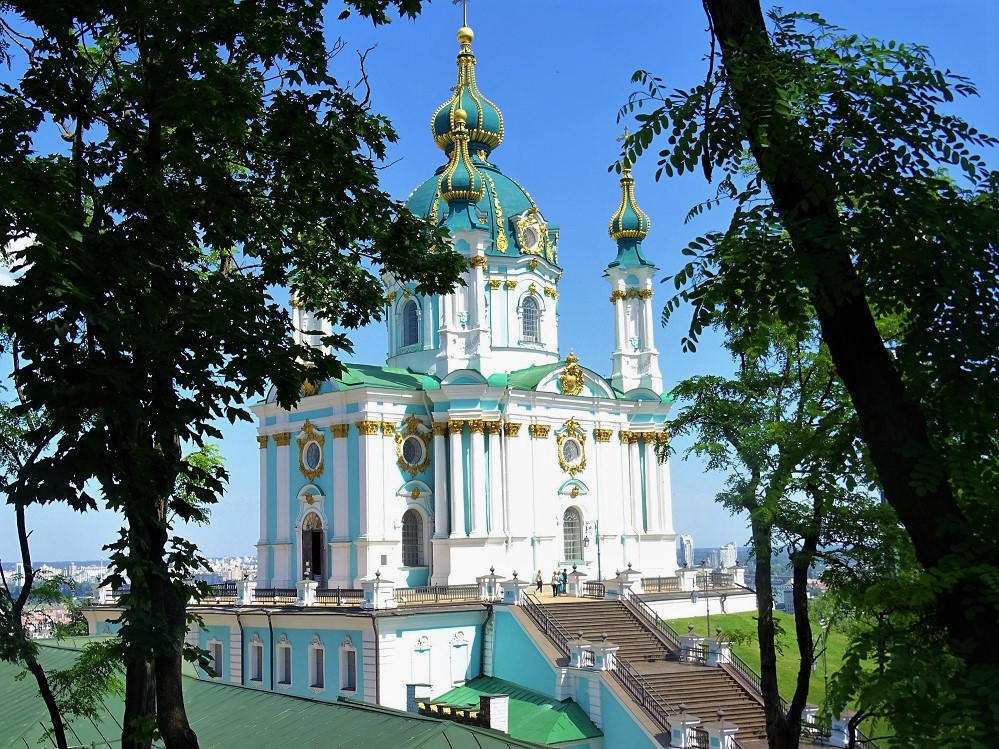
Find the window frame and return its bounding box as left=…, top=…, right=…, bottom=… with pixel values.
left=401, top=508, right=426, bottom=567
left=562, top=507, right=584, bottom=563
left=249, top=635, right=264, bottom=684
left=308, top=635, right=325, bottom=692
left=276, top=635, right=292, bottom=688
left=521, top=296, right=541, bottom=343
left=401, top=299, right=420, bottom=348
left=340, top=637, right=358, bottom=694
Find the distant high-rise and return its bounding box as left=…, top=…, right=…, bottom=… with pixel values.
left=679, top=535, right=694, bottom=568
left=720, top=542, right=738, bottom=568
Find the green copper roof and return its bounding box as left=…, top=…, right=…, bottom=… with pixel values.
left=336, top=363, right=441, bottom=391
left=431, top=676, right=602, bottom=745
left=2, top=642, right=545, bottom=749
left=438, top=110, right=485, bottom=204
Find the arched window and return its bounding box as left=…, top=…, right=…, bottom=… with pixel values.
left=402, top=300, right=420, bottom=347
left=563, top=507, right=583, bottom=562
left=522, top=297, right=540, bottom=342
left=401, top=509, right=425, bottom=567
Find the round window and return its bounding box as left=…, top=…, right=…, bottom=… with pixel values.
left=304, top=441, right=322, bottom=471
left=561, top=438, right=582, bottom=465
left=522, top=226, right=539, bottom=250
left=401, top=435, right=426, bottom=467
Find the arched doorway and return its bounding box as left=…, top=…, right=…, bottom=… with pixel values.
left=301, top=512, right=324, bottom=585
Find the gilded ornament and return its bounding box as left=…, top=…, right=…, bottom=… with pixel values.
left=381, top=421, right=396, bottom=436
left=504, top=422, right=523, bottom=437
left=639, top=289, right=654, bottom=300
left=402, top=288, right=411, bottom=299
left=274, top=432, right=292, bottom=447
left=484, top=421, right=503, bottom=435
left=484, top=174, right=508, bottom=252
left=300, top=378, right=319, bottom=397
left=527, top=258, right=539, bottom=271
left=467, top=419, right=485, bottom=434
left=654, top=432, right=670, bottom=446
left=609, top=290, right=626, bottom=303
left=432, top=421, right=449, bottom=437
left=447, top=419, right=466, bottom=434
left=488, top=279, right=502, bottom=290
left=355, top=420, right=380, bottom=436
left=256, top=435, right=269, bottom=449
left=543, top=286, right=558, bottom=299
left=528, top=424, right=551, bottom=439
left=570, top=486, right=580, bottom=499
left=290, top=297, right=303, bottom=310
left=593, top=428, right=613, bottom=443
left=556, top=418, right=587, bottom=476
left=411, top=487, right=421, bottom=500
left=305, top=492, right=315, bottom=506
left=395, top=415, right=431, bottom=477
left=476, top=149, right=488, bottom=161
left=330, top=424, right=349, bottom=439
left=528, top=283, right=538, bottom=295
left=296, top=420, right=326, bottom=481
left=385, top=291, right=397, bottom=303
left=558, top=353, right=585, bottom=397
left=504, top=280, right=517, bottom=290
left=469, top=255, right=487, bottom=270
left=626, top=288, right=640, bottom=299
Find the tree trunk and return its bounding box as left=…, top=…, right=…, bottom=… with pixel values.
left=151, top=570, right=200, bottom=749
left=703, top=0, right=998, bottom=664
left=750, top=515, right=798, bottom=749
left=24, top=656, right=70, bottom=749
left=122, top=657, right=155, bottom=749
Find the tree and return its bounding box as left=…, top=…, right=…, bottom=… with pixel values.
left=624, top=5, right=999, bottom=738
left=0, top=1, right=462, bottom=747
left=668, top=322, right=888, bottom=748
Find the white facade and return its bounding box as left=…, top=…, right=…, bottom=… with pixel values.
left=253, top=24, right=679, bottom=590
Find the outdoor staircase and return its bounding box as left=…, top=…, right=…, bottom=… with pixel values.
left=542, top=599, right=675, bottom=663
left=534, top=598, right=768, bottom=742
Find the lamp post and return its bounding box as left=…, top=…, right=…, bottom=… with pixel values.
left=701, top=560, right=711, bottom=635
left=583, top=520, right=602, bottom=580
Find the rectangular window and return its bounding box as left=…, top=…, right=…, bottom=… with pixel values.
left=278, top=645, right=292, bottom=685
left=250, top=644, right=263, bottom=682
left=211, top=642, right=223, bottom=679
left=342, top=649, right=356, bottom=692
left=311, top=647, right=325, bottom=689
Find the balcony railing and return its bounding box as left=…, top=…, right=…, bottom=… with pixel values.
left=582, top=581, right=605, bottom=598
left=252, top=587, right=297, bottom=605
left=394, top=584, right=479, bottom=605
left=315, top=588, right=364, bottom=606
left=641, top=576, right=681, bottom=593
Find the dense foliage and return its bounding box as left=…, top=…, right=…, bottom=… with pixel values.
left=0, top=1, right=462, bottom=746
left=627, top=5, right=998, bottom=745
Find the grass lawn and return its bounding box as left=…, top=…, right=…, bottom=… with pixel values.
left=666, top=610, right=847, bottom=709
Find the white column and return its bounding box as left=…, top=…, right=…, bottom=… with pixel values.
left=422, top=296, right=433, bottom=349
left=433, top=423, right=449, bottom=538
left=332, top=426, right=349, bottom=539
left=275, top=431, right=292, bottom=585
left=487, top=423, right=504, bottom=536
left=641, top=289, right=655, bottom=350
left=613, top=293, right=627, bottom=355
left=628, top=436, right=642, bottom=533
left=256, top=435, right=270, bottom=584
left=505, top=423, right=529, bottom=538
left=657, top=442, right=675, bottom=535
left=642, top=438, right=661, bottom=531
left=448, top=420, right=466, bottom=538
left=468, top=420, right=486, bottom=537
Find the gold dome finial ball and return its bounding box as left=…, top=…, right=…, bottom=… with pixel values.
left=454, top=107, right=468, bottom=124
left=457, top=26, right=474, bottom=44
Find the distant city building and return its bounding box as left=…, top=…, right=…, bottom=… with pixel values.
left=720, top=542, right=738, bottom=569
left=679, top=535, right=694, bottom=568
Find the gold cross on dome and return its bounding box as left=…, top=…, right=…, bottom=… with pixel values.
left=616, top=125, right=630, bottom=145
left=453, top=0, right=469, bottom=26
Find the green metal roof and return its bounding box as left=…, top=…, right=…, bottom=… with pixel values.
left=430, top=676, right=602, bottom=745
left=1, top=642, right=545, bottom=749
left=335, top=363, right=441, bottom=392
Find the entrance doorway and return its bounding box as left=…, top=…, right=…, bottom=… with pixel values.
left=301, top=512, right=324, bottom=586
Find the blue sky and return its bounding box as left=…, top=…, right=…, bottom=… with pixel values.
left=2, top=1, right=997, bottom=562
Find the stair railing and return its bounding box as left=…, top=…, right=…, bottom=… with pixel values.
left=611, top=654, right=676, bottom=734
left=522, top=594, right=678, bottom=731
left=624, top=594, right=683, bottom=650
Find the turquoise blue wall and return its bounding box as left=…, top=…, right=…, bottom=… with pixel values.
left=492, top=608, right=556, bottom=695
left=196, top=624, right=232, bottom=680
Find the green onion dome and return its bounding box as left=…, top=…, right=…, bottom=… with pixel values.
left=431, top=27, right=504, bottom=157
left=608, top=166, right=651, bottom=242
left=437, top=108, right=485, bottom=203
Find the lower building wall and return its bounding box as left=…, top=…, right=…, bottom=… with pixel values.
left=645, top=590, right=757, bottom=621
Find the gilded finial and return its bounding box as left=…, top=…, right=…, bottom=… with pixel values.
left=608, top=134, right=651, bottom=243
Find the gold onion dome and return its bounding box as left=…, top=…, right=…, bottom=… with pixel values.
left=437, top=108, right=485, bottom=203
left=608, top=165, right=651, bottom=242
left=431, top=26, right=504, bottom=155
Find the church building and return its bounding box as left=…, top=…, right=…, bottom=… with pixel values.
left=252, top=24, right=678, bottom=590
